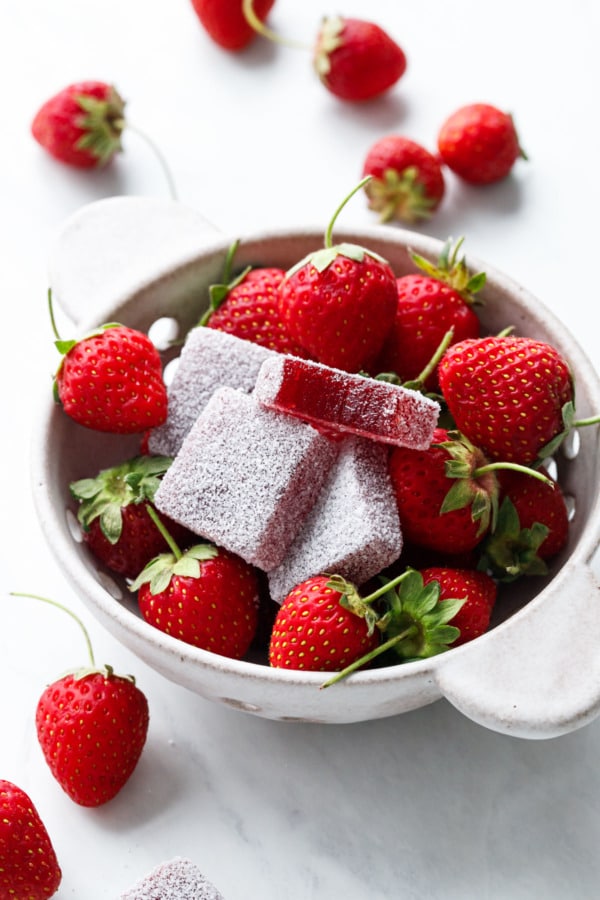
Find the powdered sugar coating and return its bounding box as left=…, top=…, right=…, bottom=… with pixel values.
left=268, top=436, right=403, bottom=603
left=148, top=328, right=279, bottom=457
left=119, top=856, right=224, bottom=899
left=254, top=355, right=439, bottom=449
left=154, top=387, right=338, bottom=571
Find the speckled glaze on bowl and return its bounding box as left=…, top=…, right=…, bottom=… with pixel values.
left=33, top=196, right=600, bottom=739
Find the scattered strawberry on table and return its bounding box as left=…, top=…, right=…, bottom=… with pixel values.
left=10, top=593, right=149, bottom=807
left=189, top=0, right=276, bottom=50
left=437, top=102, right=526, bottom=185
left=0, top=779, right=62, bottom=899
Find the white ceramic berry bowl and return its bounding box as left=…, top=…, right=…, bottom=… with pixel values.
left=33, top=196, right=600, bottom=739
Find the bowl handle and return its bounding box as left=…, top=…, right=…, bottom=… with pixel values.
left=435, top=561, right=600, bottom=739
left=48, top=196, right=225, bottom=326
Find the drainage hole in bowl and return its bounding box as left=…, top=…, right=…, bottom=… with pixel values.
left=564, top=493, right=576, bottom=522
left=148, top=316, right=180, bottom=350
left=162, top=356, right=180, bottom=387
left=96, top=570, right=125, bottom=601
left=219, top=697, right=262, bottom=713
left=543, top=456, right=558, bottom=481
left=562, top=429, right=581, bottom=460
left=66, top=508, right=83, bottom=543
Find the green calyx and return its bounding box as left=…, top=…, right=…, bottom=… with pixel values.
left=321, top=568, right=464, bottom=688
left=410, top=236, right=486, bottom=304
left=435, top=431, right=500, bottom=536
left=365, top=166, right=439, bottom=224
left=198, top=239, right=251, bottom=326
left=314, top=15, right=345, bottom=78
left=70, top=455, right=173, bottom=545
left=477, top=496, right=549, bottom=582
left=75, top=85, right=126, bottom=165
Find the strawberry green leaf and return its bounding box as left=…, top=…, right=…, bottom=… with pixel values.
left=477, top=496, right=550, bottom=581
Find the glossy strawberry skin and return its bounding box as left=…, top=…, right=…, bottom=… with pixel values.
left=314, top=17, right=407, bottom=102
left=205, top=267, right=309, bottom=355
left=0, top=780, right=62, bottom=899
left=55, top=325, right=168, bottom=434
left=190, top=0, right=275, bottom=50
left=36, top=672, right=149, bottom=807
left=374, top=273, right=480, bottom=387
left=269, top=575, right=379, bottom=672
left=420, top=567, right=497, bottom=645
left=279, top=251, right=398, bottom=373
left=138, top=549, right=260, bottom=660
left=437, top=103, right=523, bottom=185
left=362, top=136, right=445, bottom=223
left=438, top=336, right=573, bottom=464
left=31, top=81, right=123, bottom=168
left=389, top=428, right=491, bottom=555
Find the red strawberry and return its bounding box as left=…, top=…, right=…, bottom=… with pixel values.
left=191, top=0, right=275, bottom=50
left=388, top=428, right=499, bottom=555
left=314, top=17, right=407, bottom=102
left=131, top=532, right=260, bottom=660
left=0, top=780, right=62, bottom=899
left=437, top=103, right=526, bottom=185
left=279, top=180, right=398, bottom=372
left=373, top=238, right=484, bottom=388
left=362, top=135, right=445, bottom=223
left=31, top=81, right=125, bottom=168
left=478, top=468, right=569, bottom=580
left=420, top=567, right=497, bottom=645
left=52, top=315, right=168, bottom=434
left=438, top=335, right=574, bottom=465
left=199, top=242, right=309, bottom=355
left=70, top=455, right=194, bottom=580
left=269, top=574, right=382, bottom=672
left=12, top=592, right=149, bottom=807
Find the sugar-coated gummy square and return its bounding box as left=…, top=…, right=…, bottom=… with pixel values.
left=267, top=436, right=403, bottom=603
left=119, top=856, right=224, bottom=899
left=148, top=327, right=279, bottom=457
left=254, top=355, right=439, bottom=449
left=154, top=387, right=338, bottom=571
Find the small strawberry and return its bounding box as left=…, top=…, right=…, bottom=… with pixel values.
left=192, top=0, right=276, bottom=50
left=199, top=241, right=309, bottom=355
left=373, top=238, right=484, bottom=388
left=477, top=468, right=569, bottom=580
left=31, top=81, right=124, bottom=168
left=50, top=293, right=168, bottom=434
left=131, top=513, right=260, bottom=660
left=438, top=335, right=575, bottom=464
left=279, top=178, right=398, bottom=372
left=269, top=574, right=384, bottom=672
left=314, top=17, right=407, bottom=102
left=11, top=593, right=149, bottom=807
left=0, top=780, right=62, bottom=899
left=70, top=455, right=194, bottom=580
left=437, top=103, right=526, bottom=185
left=420, top=567, right=497, bottom=645
left=388, top=428, right=500, bottom=555
left=362, top=135, right=445, bottom=223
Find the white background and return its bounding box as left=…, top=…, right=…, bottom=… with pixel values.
left=2, top=1, right=600, bottom=897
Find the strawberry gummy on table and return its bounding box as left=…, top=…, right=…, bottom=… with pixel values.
left=254, top=355, right=440, bottom=449
left=119, top=855, right=224, bottom=898
left=154, top=386, right=337, bottom=571
left=268, top=435, right=403, bottom=603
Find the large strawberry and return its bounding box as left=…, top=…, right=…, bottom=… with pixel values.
left=199, top=241, right=308, bottom=355
left=438, top=335, right=575, bottom=464
left=477, top=467, right=569, bottom=580
left=314, top=17, right=407, bottom=102
left=388, top=428, right=500, bottom=555
left=70, top=455, right=194, bottom=580
left=192, top=0, right=276, bottom=50
left=12, top=593, right=149, bottom=807
left=131, top=520, right=260, bottom=660
left=420, top=567, right=497, bottom=645
left=279, top=179, right=398, bottom=372
left=31, top=81, right=124, bottom=168
left=50, top=292, right=168, bottom=433
left=0, top=780, right=62, bottom=899
left=362, top=135, right=445, bottom=224
left=437, top=103, right=526, bottom=185
left=373, top=238, right=484, bottom=388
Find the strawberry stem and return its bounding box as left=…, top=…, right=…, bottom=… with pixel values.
left=145, top=504, right=182, bottom=559
left=473, top=461, right=554, bottom=486
left=47, top=289, right=61, bottom=341
left=412, top=327, right=455, bottom=388
left=241, top=0, right=310, bottom=49
left=573, top=414, right=600, bottom=428
left=324, top=176, right=372, bottom=248
left=9, top=592, right=95, bottom=668
left=120, top=121, right=178, bottom=201
left=320, top=626, right=417, bottom=688
left=360, top=569, right=413, bottom=605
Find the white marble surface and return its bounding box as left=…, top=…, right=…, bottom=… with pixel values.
left=2, top=1, right=600, bottom=897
